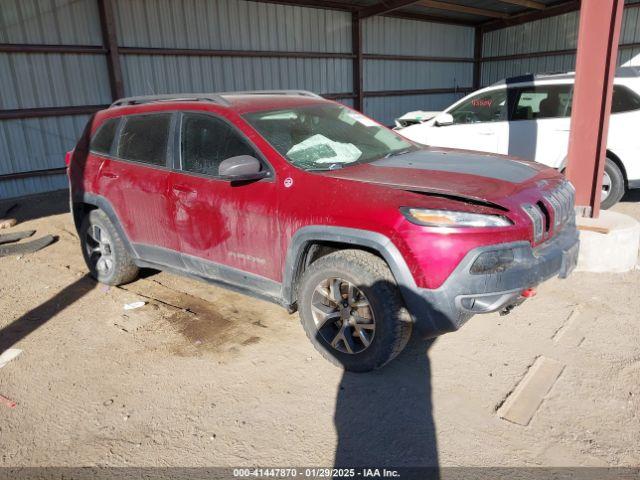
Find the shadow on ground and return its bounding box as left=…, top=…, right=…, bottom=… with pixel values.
left=0, top=274, right=96, bottom=354
left=0, top=189, right=69, bottom=223
left=334, top=336, right=438, bottom=470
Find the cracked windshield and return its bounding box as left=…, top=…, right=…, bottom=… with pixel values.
left=244, top=104, right=416, bottom=170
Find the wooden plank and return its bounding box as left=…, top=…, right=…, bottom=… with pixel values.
left=497, top=356, right=564, bottom=426
left=553, top=308, right=585, bottom=348
left=577, top=224, right=611, bottom=234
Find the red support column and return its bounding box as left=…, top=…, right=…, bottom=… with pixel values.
left=565, top=0, right=624, bottom=218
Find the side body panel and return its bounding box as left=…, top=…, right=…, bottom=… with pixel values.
left=96, top=158, right=178, bottom=255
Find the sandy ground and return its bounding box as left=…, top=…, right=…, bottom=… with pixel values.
left=0, top=190, right=639, bottom=468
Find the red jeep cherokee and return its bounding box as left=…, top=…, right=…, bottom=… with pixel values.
left=68, top=91, right=579, bottom=372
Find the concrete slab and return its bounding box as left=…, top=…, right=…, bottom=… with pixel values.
left=576, top=210, right=640, bottom=272
left=497, top=356, right=565, bottom=426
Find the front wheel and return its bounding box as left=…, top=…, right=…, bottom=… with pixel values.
left=297, top=249, right=412, bottom=372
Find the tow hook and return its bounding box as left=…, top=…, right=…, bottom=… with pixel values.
left=499, top=304, right=517, bottom=316
left=499, top=288, right=537, bottom=316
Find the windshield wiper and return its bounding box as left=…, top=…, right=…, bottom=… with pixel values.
left=383, top=149, right=412, bottom=159
left=306, top=163, right=345, bottom=171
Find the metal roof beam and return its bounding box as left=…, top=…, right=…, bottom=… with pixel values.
left=417, top=1, right=510, bottom=19
left=358, top=1, right=422, bottom=19
left=496, top=0, right=546, bottom=10
left=481, top=0, right=579, bottom=31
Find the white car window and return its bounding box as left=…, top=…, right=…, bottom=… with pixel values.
left=447, top=89, right=508, bottom=125
left=509, top=85, right=573, bottom=120
left=611, top=85, right=640, bottom=113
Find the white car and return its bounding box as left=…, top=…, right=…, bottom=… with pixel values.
left=397, top=67, right=640, bottom=209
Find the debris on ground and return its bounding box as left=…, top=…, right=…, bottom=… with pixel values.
left=0, top=218, right=17, bottom=229
left=0, top=233, right=57, bottom=258
left=0, top=394, right=17, bottom=408
left=0, top=348, right=22, bottom=369
left=0, top=203, right=18, bottom=229
left=123, top=301, right=146, bottom=311
left=0, top=231, right=35, bottom=245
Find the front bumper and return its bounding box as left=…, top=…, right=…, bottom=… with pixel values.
left=409, top=223, right=580, bottom=337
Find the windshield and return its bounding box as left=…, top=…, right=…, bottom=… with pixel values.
left=243, top=104, right=416, bottom=170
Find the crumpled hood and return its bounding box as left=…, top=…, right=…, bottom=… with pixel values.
left=322, top=148, right=555, bottom=208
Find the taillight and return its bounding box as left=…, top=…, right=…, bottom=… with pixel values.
left=65, top=150, right=73, bottom=166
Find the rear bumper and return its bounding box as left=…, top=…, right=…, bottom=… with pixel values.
left=408, top=223, right=580, bottom=337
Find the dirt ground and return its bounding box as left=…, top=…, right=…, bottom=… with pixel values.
left=0, top=189, right=639, bottom=468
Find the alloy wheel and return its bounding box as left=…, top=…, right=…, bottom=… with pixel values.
left=601, top=170, right=612, bottom=202
left=311, top=278, right=375, bottom=354
left=85, top=224, right=114, bottom=275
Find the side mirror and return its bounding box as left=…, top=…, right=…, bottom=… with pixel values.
left=218, top=155, right=268, bottom=182
left=434, top=113, right=454, bottom=127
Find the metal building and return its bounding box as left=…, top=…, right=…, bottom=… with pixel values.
left=1, top=0, right=639, bottom=200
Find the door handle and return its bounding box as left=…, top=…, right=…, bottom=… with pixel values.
left=102, top=172, right=119, bottom=179
left=478, top=131, right=495, bottom=135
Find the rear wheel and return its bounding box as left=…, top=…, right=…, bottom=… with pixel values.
left=600, top=157, right=625, bottom=210
left=298, top=249, right=412, bottom=372
left=80, top=209, right=139, bottom=285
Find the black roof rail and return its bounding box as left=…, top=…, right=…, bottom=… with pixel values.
left=222, top=90, right=323, bottom=98
left=110, top=90, right=323, bottom=108
left=110, top=94, right=230, bottom=108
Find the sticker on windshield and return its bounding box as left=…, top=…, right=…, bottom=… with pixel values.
left=347, top=112, right=379, bottom=127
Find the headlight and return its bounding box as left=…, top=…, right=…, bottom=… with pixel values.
left=401, top=207, right=512, bottom=228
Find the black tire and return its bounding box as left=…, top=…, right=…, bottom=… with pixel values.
left=601, top=157, right=625, bottom=210
left=79, top=209, right=139, bottom=286
left=298, top=249, right=412, bottom=372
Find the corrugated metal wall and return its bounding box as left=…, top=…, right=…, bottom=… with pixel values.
left=0, top=0, right=107, bottom=198
left=3, top=1, right=640, bottom=199
left=362, top=16, right=474, bottom=125
left=481, top=4, right=640, bottom=86
left=115, top=0, right=353, bottom=97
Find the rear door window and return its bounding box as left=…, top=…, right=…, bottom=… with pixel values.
left=117, top=113, right=172, bottom=166
left=509, top=85, right=572, bottom=120
left=180, top=113, right=257, bottom=176
left=90, top=118, right=119, bottom=155
left=611, top=85, right=640, bottom=113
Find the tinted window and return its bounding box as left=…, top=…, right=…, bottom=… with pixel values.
left=180, top=114, right=257, bottom=176
left=90, top=118, right=119, bottom=155
left=509, top=84, right=572, bottom=120
left=448, top=89, right=508, bottom=124
left=612, top=85, right=640, bottom=113
left=117, top=114, right=172, bottom=166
